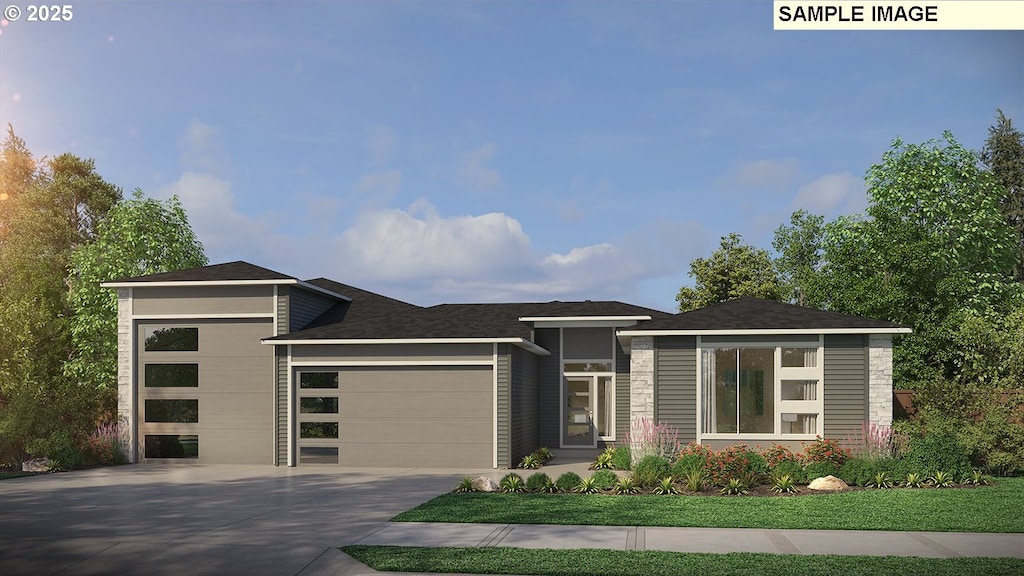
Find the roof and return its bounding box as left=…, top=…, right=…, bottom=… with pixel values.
left=265, top=300, right=670, bottom=341
left=105, top=261, right=295, bottom=283
left=297, top=279, right=421, bottom=330
left=619, top=297, right=910, bottom=334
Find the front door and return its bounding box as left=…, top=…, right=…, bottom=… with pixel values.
left=564, top=377, right=594, bottom=446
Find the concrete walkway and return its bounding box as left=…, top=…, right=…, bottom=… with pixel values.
left=355, top=521, right=1024, bottom=559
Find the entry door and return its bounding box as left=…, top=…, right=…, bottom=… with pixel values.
left=564, top=377, right=595, bottom=446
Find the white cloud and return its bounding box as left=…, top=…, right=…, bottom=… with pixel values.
left=178, top=118, right=228, bottom=175
left=718, top=158, right=800, bottom=193
left=791, top=171, right=867, bottom=215
left=456, top=143, right=502, bottom=192
left=543, top=243, right=615, bottom=266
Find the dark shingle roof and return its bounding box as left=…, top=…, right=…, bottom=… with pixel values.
left=266, top=300, right=670, bottom=341
left=107, top=261, right=294, bottom=283
left=297, top=279, right=421, bottom=330
left=626, top=297, right=908, bottom=332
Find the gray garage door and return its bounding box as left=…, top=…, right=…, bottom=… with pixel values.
left=300, top=365, right=494, bottom=468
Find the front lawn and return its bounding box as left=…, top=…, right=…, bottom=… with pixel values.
left=342, top=546, right=1024, bottom=576
left=392, top=477, right=1024, bottom=533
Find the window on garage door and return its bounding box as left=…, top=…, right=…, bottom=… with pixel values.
left=298, top=371, right=340, bottom=464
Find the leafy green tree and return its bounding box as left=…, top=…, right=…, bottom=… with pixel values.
left=0, top=128, right=122, bottom=465
left=676, top=233, right=785, bottom=311
left=817, top=132, right=1020, bottom=386
left=772, top=209, right=825, bottom=307
left=66, top=190, right=207, bottom=390
left=980, top=109, right=1024, bottom=281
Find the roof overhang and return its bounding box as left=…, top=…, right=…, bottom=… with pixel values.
left=101, top=278, right=351, bottom=301
left=616, top=328, right=913, bottom=336
left=260, top=337, right=551, bottom=356
left=519, top=316, right=652, bottom=329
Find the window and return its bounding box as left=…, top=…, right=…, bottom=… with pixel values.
left=701, top=343, right=822, bottom=437
left=145, top=364, right=199, bottom=387
left=300, top=422, right=339, bottom=438
left=145, top=435, right=198, bottom=458
left=299, top=447, right=339, bottom=464
left=145, top=399, right=199, bottom=423
left=144, top=327, right=198, bottom=352
left=563, top=362, right=612, bottom=372
left=300, top=397, right=339, bottom=414
left=300, top=372, right=339, bottom=389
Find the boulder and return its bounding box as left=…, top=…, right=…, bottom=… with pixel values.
left=808, top=475, right=848, bottom=491
left=21, top=458, right=51, bottom=473
left=471, top=475, right=500, bottom=492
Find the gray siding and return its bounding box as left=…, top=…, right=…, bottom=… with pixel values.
left=701, top=335, right=819, bottom=344
left=510, top=345, right=540, bottom=465
left=290, top=343, right=491, bottom=362
left=132, top=285, right=275, bottom=316
left=276, top=291, right=288, bottom=465
left=824, top=334, right=868, bottom=439
left=496, top=344, right=510, bottom=468
left=535, top=328, right=561, bottom=447
left=614, top=338, right=630, bottom=443
left=654, top=336, right=697, bottom=443
left=288, top=287, right=338, bottom=331
left=562, top=327, right=614, bottom=359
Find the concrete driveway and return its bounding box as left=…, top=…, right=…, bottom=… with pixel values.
left=0, top=464, right=479, bottom=576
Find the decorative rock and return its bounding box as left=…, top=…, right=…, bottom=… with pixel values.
left=808, top=475, right=849, bottom=491
left=21, top=458, right=51, bottom=473
left=471, top=476, right=499, bottom=492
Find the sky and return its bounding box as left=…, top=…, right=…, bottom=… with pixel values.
left=0, top=1, right=1020, bottom=311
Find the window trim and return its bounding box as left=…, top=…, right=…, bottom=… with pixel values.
left=696, top=336, right=824, bottom=442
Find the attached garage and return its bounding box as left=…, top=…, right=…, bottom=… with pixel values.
left=292, top=361, right=496, bottom=468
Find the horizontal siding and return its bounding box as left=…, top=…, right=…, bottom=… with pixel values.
left=536, top=328, right=561, bottom=447
left=655, top=336, right=697, bottom=443
left=824, top=334, right=867, bottom=440
left=276, top=292, right=288, bottom=465
left=510, top=345, right=540, bottom=466
left=614, top=338, right=630, bottom=443
left=496, top=344, right=510, bottom=468
left=290, top=343, right=492, bottom=362
left=132, top=285, right=275, bottom=316
left=289, top=288, right=338, bottom=331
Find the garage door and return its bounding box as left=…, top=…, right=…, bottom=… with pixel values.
left=296, top=366, right=493, bottom=468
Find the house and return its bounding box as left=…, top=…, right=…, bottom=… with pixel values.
left=104, top=261, right=910, bottom=468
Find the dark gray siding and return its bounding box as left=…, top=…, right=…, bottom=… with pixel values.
left=496, top=344, right=510, bottom=468
left=654, top=336, right=697, bottom=443
left=701, top=335, right=819, bottom=344
left=509, top=345, right=540, bottom=465
left=288, top=288, right=338, bottom=331
left=614, top=338, right=630, bottom=443
left=535, top=328, right=561, bottom=447
left=824, top=334, right=867, bottom=439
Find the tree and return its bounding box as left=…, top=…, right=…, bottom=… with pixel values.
left=0, top=128, right=122, bottom=465
left=772, top=209, right=825, bottom=307
left=676, top=233, right=785, bottom=311
left=980, top=109, right=1024, bottom=281
left=66, top=190, right=207, bottom=391
left=816, top=132, right=1020, bottom=386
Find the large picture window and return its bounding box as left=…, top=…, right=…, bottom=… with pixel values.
left=145, top=364, right=199, bottom=387
left=701, top=343, right=821, bottom=437
left=144, top=327, right=198, bottom=352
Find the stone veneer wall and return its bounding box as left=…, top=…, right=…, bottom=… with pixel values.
left=116, top=288, right=136, bottom=462
left=868, top=334, right=894, bottom=427
left=629, top=336, right=655, bottom=434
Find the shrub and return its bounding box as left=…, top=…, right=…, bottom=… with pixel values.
left=499, top=473, right=526, bottom=492
left=804, top=460, right=838, bottom=480
left=574, top=476, right=600, bottom=494
left=672, top=453, right=708, bottom=479
left=865, top=471, right=894, bottom=489
left=613, top=476, right=640, bottom=494
left=902, top=472, right=926, bottom=488
left=518, top=454, right=540, bottom=469
left=27, top=431, right=84, bottom=472
left=963, top=469, right=991, bottom=486
left=632, top=455, right=671, bottom=487
left=802, top=436, right=850, bottom=468
left=652, top=476, right=679, bottom=495
left=929, top=470, right=955, bottom=487
left=955, top=406, right=1024, bottom=476
left=591, top=449, right=615, bottom=470
left=454, top=477, right=477, bottom=493
left=591, top=469, right=618, bottom=490
left=846, top=421, right=907, bottom=460
left=707, top=443, right=763, bottom=485
left=533, top=447, right=553, bottom=463
left=525, top=472, right=553, bottom=492
left=554, top=471, right=583, bottom=492
left=837, top=457, right=878, bottom=487
left=903, top=434, right=972, bottom=478
left=771, top=474, right=798, bottom=494
left=611, top=445, right=632, bottom=470
left=80, top=421, right=129, bottom=467
left=683, top=469, right=706, bottom=492
left=719, top=477, right=748, bottom=495
left=760, top=443, right=799, bottom=470
left=771, top=460, right=807, bottom=484
left=625, top=416, right=681, bottom=467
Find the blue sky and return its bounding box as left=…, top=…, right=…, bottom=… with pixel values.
left=1, top=1, right=1020, bottom=311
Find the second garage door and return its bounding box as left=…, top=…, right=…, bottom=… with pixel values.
left=331, top=365, right=493, bottom=468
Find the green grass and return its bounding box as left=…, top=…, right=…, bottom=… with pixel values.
left=0, top=471, right=34, bottom=480
left=342, top=546, right=1024, bottom=576
left=392, top=478, right=1024, bottom=533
